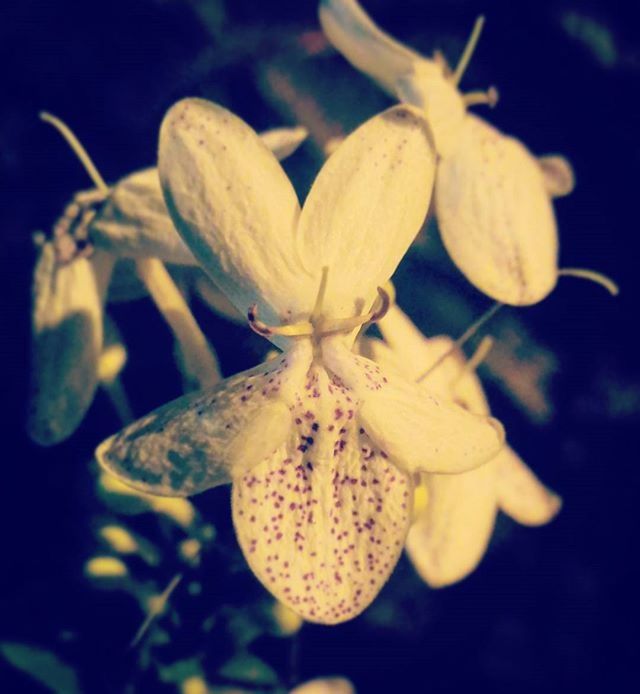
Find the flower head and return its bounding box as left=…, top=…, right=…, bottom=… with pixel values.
left=319, top=0, right=577, bottom=305
left=96, top=98, right=504, bottom=623
left=365, top=304, right=561, bottom=587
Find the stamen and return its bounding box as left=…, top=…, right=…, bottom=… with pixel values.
left=448, top=335, right=494, bottom=398
left=311, top=266, right=330, bottom=323
left=248, top=304, right=313, bottom=338
left=466, top=335, right=495, bottom=374
left=452, top=15, right=486, bottom=86
left=558, top=267, right=619, bottom=295
left=417, top=302, right=502, bottom=383
left=463, top=86, right=499, bottom=108
left=39, top=112, right=109, bottom=193
left=246, top=286, right=392, bottom=340
left=320, top=286, right=391, bottom=336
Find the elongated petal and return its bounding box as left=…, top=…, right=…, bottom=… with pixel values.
left=90, top=168, right=197, bottom=264
left=90, top=129, right=306, bottom=265
left=233, top=363, right=412, bottom=624
left=259, top=125, right=308, bottom=160
left=159, top=98, right=315, bottom=332
left=28, top=245, right=114, bottom=445
left=538, top=154, right=575, bottom=198
left=406, top=462, right=498, bottom=588
left=319, top=0, right=421, bottom=94
left=496, top=447, right=562, bottom=525
left=322, top=338, right=504, bottom=474
left=436, top=115, right=558, bottom=305
left=96, top=341, right=312, bottom=497
left=297, top=105, right=435, bottom=319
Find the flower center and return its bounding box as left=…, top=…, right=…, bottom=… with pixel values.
left=247, top=267, right=392, bottom=340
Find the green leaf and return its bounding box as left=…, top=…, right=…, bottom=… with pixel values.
left=0, top=642, right=80, bottom=694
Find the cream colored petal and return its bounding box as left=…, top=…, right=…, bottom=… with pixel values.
left=96, top=341, right=312, bottom=497
left=405, top=462, right=498, bottom=588
left=319, top=0, right=421, bottom=94
left=376, top=304, right=435, bottom=378
left=379, top=305, right=491, bottom=413
left=496, top=447, right=562, bottom=525
left=259, top=125, right=308, bottom=160
left=290, top=678, right=355, bottom=694
left=538, top=154, right=576, bottom=198
left=322, top=338, right=504, bottom=474
left=368, top=331, right=467, bottom=404
left=159, top=98, right=315, bottom=331
left=233, top=363, right=412, bottom=624
left=89, top=168, right=197, bottom=264
left=395, top=63, right=467, bottom=158
left=436, top=114, right=558, bottom=305
left=90, top=129, right=306, bottom=265
left=28, top=245, right=114, bottom=445
left=297, top=105, right=435, bottom=319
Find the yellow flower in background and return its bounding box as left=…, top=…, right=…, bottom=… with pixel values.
left=96, top=98, right=504, bottom=624
left=364, top=304, right=561, bottom=587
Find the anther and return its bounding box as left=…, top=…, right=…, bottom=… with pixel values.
left=463, top=86, right=499, bottom=108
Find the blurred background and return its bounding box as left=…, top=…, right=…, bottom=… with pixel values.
left=1, top=0, right=638, bottom=691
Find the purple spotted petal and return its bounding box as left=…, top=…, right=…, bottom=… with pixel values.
left=232, top=364, right=412, bottom=624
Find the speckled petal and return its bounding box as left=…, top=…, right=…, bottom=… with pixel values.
left=319, top=0, right=421, bottom=94
left=159, top=98, right=316, bottom=335
left=323, top=337, right=504, bottom=474
left=496, top=446, right=562, bottom=525
left=96, top=341, right=312, bottom=497
left=232, top=364, right=412, bottom=624
left=28, top=245, right=114, bottom=445
left=297, top=105, right=435, bottom=319
left=436, top=114, right=558, bottom=305
left=406, top=461, right=499, bottom=588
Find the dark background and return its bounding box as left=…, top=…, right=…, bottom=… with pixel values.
left=1, top=0, right=639, bottom=692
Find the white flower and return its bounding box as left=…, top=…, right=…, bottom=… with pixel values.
left=29, top=114, right=306, bottom=445
left=364, top=304, right=561, bottom=587
left=319, top=0, right=576, bottom=305
left=96, top=98, right=504, bottom=623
